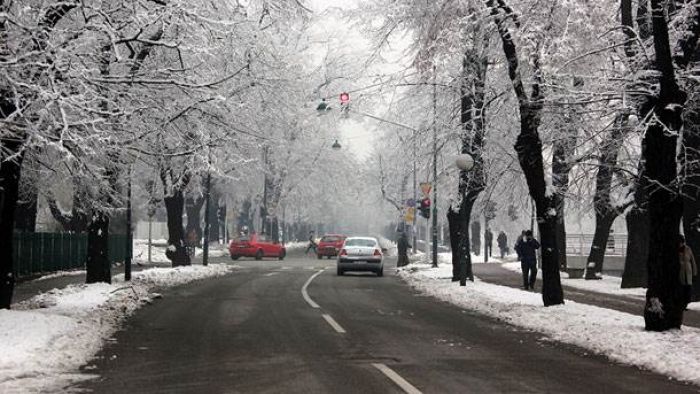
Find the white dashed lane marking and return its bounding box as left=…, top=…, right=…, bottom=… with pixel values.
left=322, top=314, right=346, bottom=334
left=372, top=363, right=422, bottom=394
left=300, top=268, right=420, bottom=393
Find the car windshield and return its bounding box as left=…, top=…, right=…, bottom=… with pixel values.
left=321, top=236, right=342, bottom=242
left=235, top=235, right=250, bottom=242
left=344, top=239, right=376, bottom=247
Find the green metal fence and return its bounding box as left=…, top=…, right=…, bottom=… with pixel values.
left=12, top=232, right=129, bottom=277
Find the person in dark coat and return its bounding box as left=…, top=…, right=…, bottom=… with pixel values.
left=497, top=231, right=508, bottom=258
left=397, top=232, right=411, bottom=267
left=305, top=231, right=318, bottom=255
left=515, top=230, right=540, bottom=290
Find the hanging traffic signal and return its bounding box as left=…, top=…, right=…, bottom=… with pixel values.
left=340, top=92, right=350, bottom=105
left=420, top=198, right=431, bottom=219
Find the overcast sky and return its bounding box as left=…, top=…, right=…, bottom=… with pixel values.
left=304, top=0, right=379, bottom=159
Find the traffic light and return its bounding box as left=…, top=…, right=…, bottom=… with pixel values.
left=339, top=92, right=350, bottom=117
left=419, top=198, right=431, bottom=219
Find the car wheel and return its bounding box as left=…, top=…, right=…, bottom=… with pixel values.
left=255, top=250, right=263, bottom=260
left=337, top=267, right=344, bottom=276
left=377, top=268, right=383, bottom=277
left=230, top=255, right=240, bottom=261
left=317, top=254, right=322, bottom=259
left=278, top=250, right=286, bottom=260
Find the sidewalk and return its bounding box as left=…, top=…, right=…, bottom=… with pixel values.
left=12, top=242, right=234, bottom=305
left=472, top=261, right=700, bottom=329
left=13, top=261, right=170, bottom=304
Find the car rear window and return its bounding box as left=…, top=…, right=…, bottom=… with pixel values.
left=235, top=235, right=251, bottom=242
left=344, top=239, right=377, bottom=247
left=321, top=236, right=342, bottom=242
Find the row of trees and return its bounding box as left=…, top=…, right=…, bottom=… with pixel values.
left=361, top=0, right=700, bottom=330
left=0, top=1, right=370, bottom=309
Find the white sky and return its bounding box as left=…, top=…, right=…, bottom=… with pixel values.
left=306, top=0, right=381, bottom=160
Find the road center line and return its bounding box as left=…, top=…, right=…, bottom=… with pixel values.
left=301, top=269, right=324, bottom=309
left=372, top=363, right=422, bottom=394
left=265, top=272, right=279, bottom=277
left=321, top=314, right=346, bottom=333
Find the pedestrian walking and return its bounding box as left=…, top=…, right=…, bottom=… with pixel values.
left=679, top=235, right=698, bottom=309
left=497, top=231, right=508, bottom=259
left=397, top=232, right=411, bottom=267
left=485, top=228, right=493, bottom=258
left=515, top=230, right=540, bottom=290
left=305, top=231, right=318, bottom=255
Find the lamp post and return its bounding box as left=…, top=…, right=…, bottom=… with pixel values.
left=431, top=73, right=439, bottom=268
left=125, top=165, right=132, bottom=281
left=203, top=145, right=212, bottom=267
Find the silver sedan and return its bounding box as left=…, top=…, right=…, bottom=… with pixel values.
left=337, top=237, right=384, bottom=276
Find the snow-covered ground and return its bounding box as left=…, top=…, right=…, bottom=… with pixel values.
left=0, top=264, right=233, bottom=393
left=285, top=241, right=308, bottom=251
left=398, top=260, right=700, bottom=386
left=132, top=238, right=171, bottom=265
left=499, top=261, right=647, bottom=297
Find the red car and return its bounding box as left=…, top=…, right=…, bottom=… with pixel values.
left=229, top=233, right=286, bottom=260
left=316, top=234, right=347, bottom=259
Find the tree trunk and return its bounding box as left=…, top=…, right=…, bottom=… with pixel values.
left=551, top=149, right=569, bottom=271
left=14, top=155, right=38, bottom=232
left=683, top=86, right=700, bottom=302
left=457, top=195, right=477, bottom=284
left=488, top=0, right=564, bottom=305
left=270, top=216, right=279, bottom=244
left=470, top=220, right=481, bottom=256
left=551, top=97, right=578, bottom=271
left=0, top=137, right=23, bottom=308
left=584, top=214, right=615, bottom=279
left=515, top=124, right=565, bottom=306
left=0, top=1, right=76, bottom=308
left=622, top=206, right=649, bottom=288
left=86, top=212, right=111, bottom=283
left=585, top=114, right=629, bottom=279
left=185, top=194, right=204, bottom=247
left=448, top=35, right=487, bottom=284
left=164, top=191, right=190, bottom=266
left=643, top=0, right=686, bottom=331
left=219, top=202, right=228, bottom=244
left=208, top=195, right=220, bottom=243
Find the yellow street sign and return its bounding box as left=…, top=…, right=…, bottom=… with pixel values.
left=405, top=207, right=415, bottom=223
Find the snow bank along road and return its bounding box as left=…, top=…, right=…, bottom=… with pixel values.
left=74, top=254, right=697, bottom=393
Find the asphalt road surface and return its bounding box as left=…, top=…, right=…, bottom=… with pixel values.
left=73, top=252, right=699, bottom=393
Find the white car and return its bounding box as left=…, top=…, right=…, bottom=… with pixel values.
left=337, top=237, right=384, bottom=276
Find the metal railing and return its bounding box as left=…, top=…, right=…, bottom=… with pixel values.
left=565, top=233, right=627, bottom=257
left=12, top=232, right=128, bottom=278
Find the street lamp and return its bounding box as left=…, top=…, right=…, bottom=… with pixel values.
left=455, top=153, right=475, bottom=171
left=332, top=139, right=342, bottom=150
